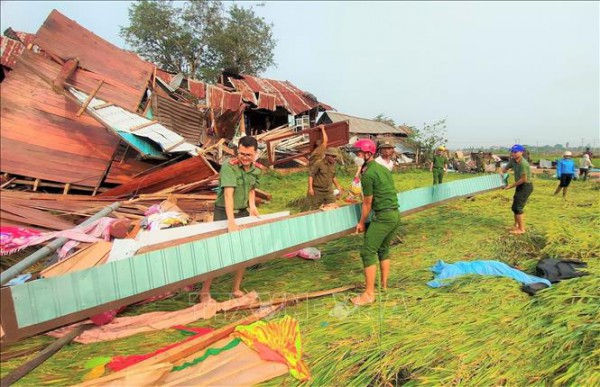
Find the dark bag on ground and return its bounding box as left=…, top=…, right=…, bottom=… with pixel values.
left=521, top=258, right=589, bottom=295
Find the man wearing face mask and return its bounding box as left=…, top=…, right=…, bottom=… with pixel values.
left=349, top=138, right=401, bottom=305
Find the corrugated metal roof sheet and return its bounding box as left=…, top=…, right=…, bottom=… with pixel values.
left=152, top=94, right=206, bottom=145
left=207, top=84, right=243, bottom=112
left=319, top=111, right=408, bottom=135
left=187, top=79, right=206, bottom=99
left=0, top=50, right=120, bottom=187
left=69, top=88, right=200, bottom=156
left=0, top=36, right=25, bottom=69
left=226, top=74, right=333, bottom=115
left=0, top=174, right=504, bottom=340
left=33, top=10, right=154, bottom=112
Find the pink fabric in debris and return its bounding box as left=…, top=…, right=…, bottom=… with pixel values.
left=0, top=217, right=118, bottom=258
left=0, top=226, right=42, bottom=255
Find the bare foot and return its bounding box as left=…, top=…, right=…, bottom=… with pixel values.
left=200, top=294, right=216, bottom=304
left=351, top=293, right=375, bottom=306
left=232, top=290, right=245, bottom=298
left=509, top=229, right=525, bottom=235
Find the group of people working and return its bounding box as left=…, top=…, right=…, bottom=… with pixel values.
left=200, top=130, right=594, bottom=306
left=202, top=129, right=401, bottom=306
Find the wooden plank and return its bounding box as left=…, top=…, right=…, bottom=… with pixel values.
left=99, top=155, right=217, bottom=198
left=91, top=102, right=113, bottom=110
left=76, top=80, right=104, bottom=116
left=0, top=324, right=91, bottom=387
left=129, top=120, right=158, bottom=132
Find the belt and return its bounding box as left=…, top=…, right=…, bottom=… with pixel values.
left=215, top=206, right=247, bottom=214
left=375, top=208, right=398, bottom=214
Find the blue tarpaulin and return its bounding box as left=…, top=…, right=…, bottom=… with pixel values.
left=427, top=260, right=552, bottom=288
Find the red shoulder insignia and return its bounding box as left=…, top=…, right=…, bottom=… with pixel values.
left=229, top=158, right=241, bottom=165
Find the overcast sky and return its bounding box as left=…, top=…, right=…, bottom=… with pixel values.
left=2, top=1, right=598, bottom=149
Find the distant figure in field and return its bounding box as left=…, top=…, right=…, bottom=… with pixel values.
left=475, top=151, right=485, bottom=173
left=583, top=147, right=594, bottom=160
left=579, top=153, right=594, bottom=182
left=554, top=151, right=576, bottom=198
left=430, top=146, right=448, bottom=185
left=501, top=144, right=533, bottom=235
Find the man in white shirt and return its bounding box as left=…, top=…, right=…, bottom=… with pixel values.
left=375, top=140, right=395, bottom=172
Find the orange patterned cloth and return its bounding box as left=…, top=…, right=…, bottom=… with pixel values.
left=233, top=315, right=310, bottom=381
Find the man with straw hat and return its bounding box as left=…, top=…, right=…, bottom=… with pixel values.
left=349, top=138, right=401, bottom=306
left=375, top=140, right=396, bottom=172
left=501, top=144, right=533, bottom=234
left=307, top=147, right=343, bottom=209
left=554, top=151, right=576, bottom=198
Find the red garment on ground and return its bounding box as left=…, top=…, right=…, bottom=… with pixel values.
left=106, top=327, right=214, bottom=371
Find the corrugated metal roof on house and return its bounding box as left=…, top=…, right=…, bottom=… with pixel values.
left=33, top=10, right=154, bottom=112
left=152, top=94, right=206, bottom=145
left=227, top=74, right=333, bottom=115
left=207, top=84, right=243, bottom=112
left=69, top=88, right=199, bottom=156
left=187, top=79, right=206, bottom=99
left=319, top=111, right=408, bottom=135
left=0, top=50, right=120, bottom=187
left=0, top=36, right=25, bottom=68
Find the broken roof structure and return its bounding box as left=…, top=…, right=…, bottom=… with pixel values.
left=317, top=111, right=410, bottom=137
left=0, top=10, right=217, bottom=195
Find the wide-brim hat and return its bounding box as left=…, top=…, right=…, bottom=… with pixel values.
left=379, top=140, right=395, bottom=149
left=324, top=148, right=338, bottom=157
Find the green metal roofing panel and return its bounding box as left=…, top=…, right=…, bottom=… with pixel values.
left=8, top=175, right=503, bottom=329
left=117, top=131, right=164, bottom=158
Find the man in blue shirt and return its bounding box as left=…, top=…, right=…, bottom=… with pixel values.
left=554, top=151, right=576, bottom=199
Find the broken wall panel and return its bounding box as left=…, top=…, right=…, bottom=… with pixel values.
left=0, top=51, right=120, bottom=187
left=152, top=94, right=206, bottom=145
left=98, top=155, right=217, bottom=198
left=0, top=36, right=25, bottom=69
left=33, top=10, right=153, bottom=112
left=187, top=79, right=206, bottom=99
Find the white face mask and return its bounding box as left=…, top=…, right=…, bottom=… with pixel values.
left=354, top=157, right=365, bottom=167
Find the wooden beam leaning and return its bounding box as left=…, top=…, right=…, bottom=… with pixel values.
left=76, top=80, right=104, bottom=117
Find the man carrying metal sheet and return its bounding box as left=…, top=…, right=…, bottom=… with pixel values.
left=201, top=136, right=261, bottom=302
left=349, top=138, right=401, bottom=305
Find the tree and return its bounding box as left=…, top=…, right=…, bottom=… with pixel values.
left=120, top=0, right=276, bottom=81
left=373, top=113, right=396, bottom=128
left=203, top=4, right=276, bottom=81
left=407, top=119, right=447, bottom=164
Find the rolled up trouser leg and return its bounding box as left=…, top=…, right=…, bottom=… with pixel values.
left=360, top=210, right=401, bottom=267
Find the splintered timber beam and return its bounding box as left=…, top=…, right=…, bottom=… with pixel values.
left=0, top=175, right=504, bottom=342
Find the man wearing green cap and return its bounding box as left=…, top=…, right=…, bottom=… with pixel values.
left=430, top=146, right=448, bottom=184
left=501, top=144, right=533, bottom=234
left=307, top=147, right=343, bottom=209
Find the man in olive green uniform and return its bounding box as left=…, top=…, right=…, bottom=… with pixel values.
left=501, top=144, right=533, bottom=234
left=307, top=147, right=343, bottom=209
left=429, top=146, right=448, bottom=184
left=476, top=151, right=485, bottom=173
left=349, top=139, right=401, bottom=306
left=201, top=136, right=261, bottom=303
